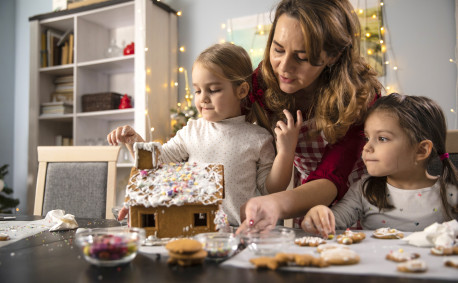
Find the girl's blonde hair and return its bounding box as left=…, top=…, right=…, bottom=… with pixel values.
left=363, top=93, right=458, bottom=219
left=194, top=43, right=271, bottom=133
left=261, top=0, right=382, bottom=143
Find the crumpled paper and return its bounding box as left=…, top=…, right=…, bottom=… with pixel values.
left=402, top=219, right=458, bottom=247
left=44, top=209, right=79, bottom=232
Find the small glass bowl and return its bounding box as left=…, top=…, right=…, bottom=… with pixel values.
left=241, top=226, right=295, bottom=256
left=194, top=232, right=240, bottom=261
left=75, top=227, right=145, bottom=267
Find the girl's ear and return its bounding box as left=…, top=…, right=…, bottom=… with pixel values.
left=236, top=82, right=250, bottom=100
left=416, top=139, right=433, bottom=162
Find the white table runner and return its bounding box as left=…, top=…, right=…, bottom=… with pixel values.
left=0, top=219, right=53, bottom=248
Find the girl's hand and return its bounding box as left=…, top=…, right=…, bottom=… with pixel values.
left=237, top=195, right=280, bottom=234
left=107, top=125, right=144, bottom=146
left=301, top=205, right=336, bottom=238
left=274, top=110, right=303, bottom=155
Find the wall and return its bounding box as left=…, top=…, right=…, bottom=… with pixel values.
left=2, top=0, right=456, bottom=213
left=0, top=0, right=16, bottom=193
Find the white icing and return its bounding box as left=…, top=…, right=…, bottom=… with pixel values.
left=373, top=227, right=403, bottom=238
left=295, top=236, right=325, bottom=245
left=320, top=248, right=359, bottom=261
left=214, top=207, right=229, bottom=231
left=125, top=162, right=223, bottom=208
left=133, top=142, right=162, bottom=169
left=397, top=259, right=427, bottom=271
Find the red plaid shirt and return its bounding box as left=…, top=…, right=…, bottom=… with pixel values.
left=294, top=120, right=366, bottom=200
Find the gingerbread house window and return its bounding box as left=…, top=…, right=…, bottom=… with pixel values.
left=194, top=213, right=208, bottom=227
left=141, top=213, right=156, bottom=228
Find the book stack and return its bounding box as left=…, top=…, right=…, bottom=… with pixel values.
left=41, top=28, right=74, bottom=67
left=41, top=101, right=73, bottom=115
left=51, top=75, right=74, bottom=103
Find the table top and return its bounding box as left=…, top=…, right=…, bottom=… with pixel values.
left=0, top=215, right=455, bottom=283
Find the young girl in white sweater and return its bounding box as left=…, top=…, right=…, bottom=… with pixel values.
left=108, top=43, right=301, bottom=225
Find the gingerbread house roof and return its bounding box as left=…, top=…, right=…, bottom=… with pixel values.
left=124, top=143, right=224, bottom=208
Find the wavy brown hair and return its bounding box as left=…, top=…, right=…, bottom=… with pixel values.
left=363, top=93, right=458, bottom=219
left=260, top=0, right=382, bottom=143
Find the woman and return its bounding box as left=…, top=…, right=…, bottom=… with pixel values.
left=239, top=0, right=382, bottom=231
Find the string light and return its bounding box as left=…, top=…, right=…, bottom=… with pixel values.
left=221, top=23, right=226, bottom=29
left=176, top=11, right=182, bottom=16
left=179, top=46, right=186, bottom=52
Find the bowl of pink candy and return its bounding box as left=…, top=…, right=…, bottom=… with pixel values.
left=75, top=227, right=145, bottom=267
left=194, top=232, right=240, bottom=261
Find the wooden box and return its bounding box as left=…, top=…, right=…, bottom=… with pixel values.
left=81, top=92, right=122, bottom=112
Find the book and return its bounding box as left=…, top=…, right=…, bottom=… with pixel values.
left=68, top=33, right=74, bottom=64
left=41, top=101, right=73, bottom=115
left=41, top=31, right=48, bottom=68
left=46, top=29, right=64, bottom=66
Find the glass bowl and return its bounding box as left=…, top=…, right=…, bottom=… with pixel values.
left=241, top=226, right=295, bottom=256
left=194, top=232, right=240, bottom=261
left=75, top=227, right=145, bottom=267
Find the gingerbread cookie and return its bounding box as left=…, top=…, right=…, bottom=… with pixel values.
left=430, top=245, right=458, bottom=256
left=165, top=238, right=202, bottom=254
left=372, top=227, right=404, bottom=239
left=316, top=243, right=349, bottom=253
left=396, top=259, right=427, bottom=273
left=386, top=249, right=420, bottom=262
left=250, top=257, right=284, bottom=270
left=295, top=236, right=326, bottom=247
left=166, top=239, right=206, bottom=266
left=336, top=229, right=366, bottom=245
left=0, top=233, right=10, bottom=241
left=444, top=257, right=458, bottom=269
left=320, top=248, right=360, bottom=265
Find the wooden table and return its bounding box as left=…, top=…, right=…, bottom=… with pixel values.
left=0, top=215, right=453, bottom=283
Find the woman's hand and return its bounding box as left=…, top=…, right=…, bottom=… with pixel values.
left=301, top=205, right=335, bottom=238
left=274, top=109, right=303, bottom=156
left=107, top=125, right=144, bottom=146
left=237, top=195, right=280, bottom=234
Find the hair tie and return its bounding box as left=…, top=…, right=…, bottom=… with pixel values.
left=440, top=153, right=449, bottom=161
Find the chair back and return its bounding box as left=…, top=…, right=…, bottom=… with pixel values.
left=34, top=146, right=120, bottom=219
left=428, top=130, right=458, bottom=175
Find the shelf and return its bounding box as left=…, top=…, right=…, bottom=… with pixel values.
left=76, top=108, right=134, bottom=120
left=77, top=55, right=134, bottom=73
left=117, top=163, right=134, bottom=168
left=39, top=114, right=74, bottom=121
left=78, top=1, right=134, bottom=29
left=39, top=64, right=74, bottom=75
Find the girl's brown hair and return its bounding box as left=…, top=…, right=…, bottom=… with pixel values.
left=260, top=0, right=382, bottom=143
left=194, top=43, right=270, bottom=131
left=363, top=93, right=458, bottom=219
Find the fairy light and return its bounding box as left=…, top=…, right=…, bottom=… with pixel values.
left=144, top=47, right=148, bottom=52
left=146, top=68, right=151, bottom=75
left=178, top=67, right=184, bottom=73
left=176, top=11, right=182, bottom=16
left=221, top=23, right=226, bottom=29
left=179, top=46, right=185, bottom=52
left=365, top=32, right=371, bottom=38
left=393, top=66, right=398, bottom=70
left=450, top=58, right=455, bottom=63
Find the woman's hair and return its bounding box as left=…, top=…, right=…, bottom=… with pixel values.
left=194, top=43, right=266, bottom=127
left=363, top=93, right=458, bottom=219
left=260, top=0, right=382, bottom=143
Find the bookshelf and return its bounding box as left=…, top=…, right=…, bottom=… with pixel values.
left=28, top=0, right=178, bottom=205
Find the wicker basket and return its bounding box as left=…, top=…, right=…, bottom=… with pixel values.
left=82, top=92, right=122, bottom=112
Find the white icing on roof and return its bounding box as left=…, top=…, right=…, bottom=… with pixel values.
left=125, top=162, right=223, bottom=208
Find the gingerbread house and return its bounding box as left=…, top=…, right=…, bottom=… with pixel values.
left=125, top=142, right=225, bottom=238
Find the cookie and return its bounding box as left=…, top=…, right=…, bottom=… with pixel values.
left=372, top=227, right=404, bottom=239
left=320, top=248, right=360, bottom=265
left=293, top=254, right=314, bottom=266
left=165, top=238, right=203, bottom=254
left=295, top=236, right=326, bottom=247
left=444, top=257, right=458, bottom=268
left=0, top=233, right=10, bottom=241
left=316, top=243, right=349, bottom=253
left=386, top=249, right=420, bottom=262
left=168, top=249, right=207, bottom=260
left=167, top=256, right=206, bottom=267
left=396, top=259, right=427, bottom=273
left=250, top=256, right=284, bottom=270
left=275, top=253, right=295, bottom=263
left=431, top=244, right=458, bottom=256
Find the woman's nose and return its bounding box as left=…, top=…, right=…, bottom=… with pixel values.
left=279, top=54, right=295, bottom=73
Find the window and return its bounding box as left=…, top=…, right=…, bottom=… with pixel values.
left=193, top=213, right=207, bottom=227
left=141, top=213, right=156, bottom=227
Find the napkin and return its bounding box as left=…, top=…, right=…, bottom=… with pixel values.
left=402, top=219, right=458, bottom=247
left=44, top=209, right=79, bottom=232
